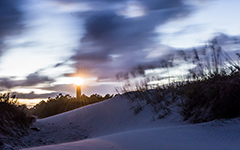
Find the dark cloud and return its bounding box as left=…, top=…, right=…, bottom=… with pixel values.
left=0, top=0, right=23, bottom=36
left=80, top=11, right=155, bottom=52
left=42, top=84, right=75, bottom=94
left=0, top=0, right=25, bottom=55
left=69, top=0, right=192, bottom=80
left=142, top=0, right=184, bottom=11
left=54, top=62, right=66, bottom=68
left=43, top=83, right=73, bottom=90
left=54, top=0, right=125, bottom=5
left=23, top=73, right=54, bottom=86
left=11, top=91, right=60, bottom=99
left=0, top=77, right=15, bottom=89
left=0, top=73, right=54, bottom=89
left=211, top=33, right=240, bottom=45
left=0, top=41, right=5, bottom=56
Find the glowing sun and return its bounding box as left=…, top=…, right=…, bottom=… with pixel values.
left=75, top=77, right=84, bottom=86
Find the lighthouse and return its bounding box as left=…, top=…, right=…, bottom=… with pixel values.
left=75, top=77, right=84, bottom=100
left=76, top=85, right=81, bottom=100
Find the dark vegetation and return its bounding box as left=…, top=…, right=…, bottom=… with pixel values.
left=0, top=92, right=114, bottom=148
left=178, top=73, right=240, bottom=123
left=29, top=93, right=115, bottom=118
left=0, top=93, right=35, bottom=148
left=118, top=37, right=240, bottom=123
left=0, top=94, right=35, bottom=136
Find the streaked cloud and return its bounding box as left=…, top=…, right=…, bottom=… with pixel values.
left=0, top=0, right=25, bottom=56
left=69, top=0, right=192, bottom=80
left=0, top=72, right=54, bottom=89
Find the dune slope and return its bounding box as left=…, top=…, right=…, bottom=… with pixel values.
left=21, top=96, right=240, bottom=150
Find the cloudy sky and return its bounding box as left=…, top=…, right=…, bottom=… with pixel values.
left=0, top=0, right=240, bottom=106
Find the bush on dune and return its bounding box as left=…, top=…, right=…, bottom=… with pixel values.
left=178, top=39, right=240, bottom=123
left=0, top=93, right=35, bottom=136
left=179, top=72, right=240, bottom=123
left=119, top=38, right=240, bottom=123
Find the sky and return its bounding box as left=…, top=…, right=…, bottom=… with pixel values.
left=0, top=0, right=240, bottom=107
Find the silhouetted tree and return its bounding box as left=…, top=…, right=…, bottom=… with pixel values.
left=31, top=93, right=115, bottom=118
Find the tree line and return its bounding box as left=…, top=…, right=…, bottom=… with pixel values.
left=29, top=93, right=117, bottom=118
